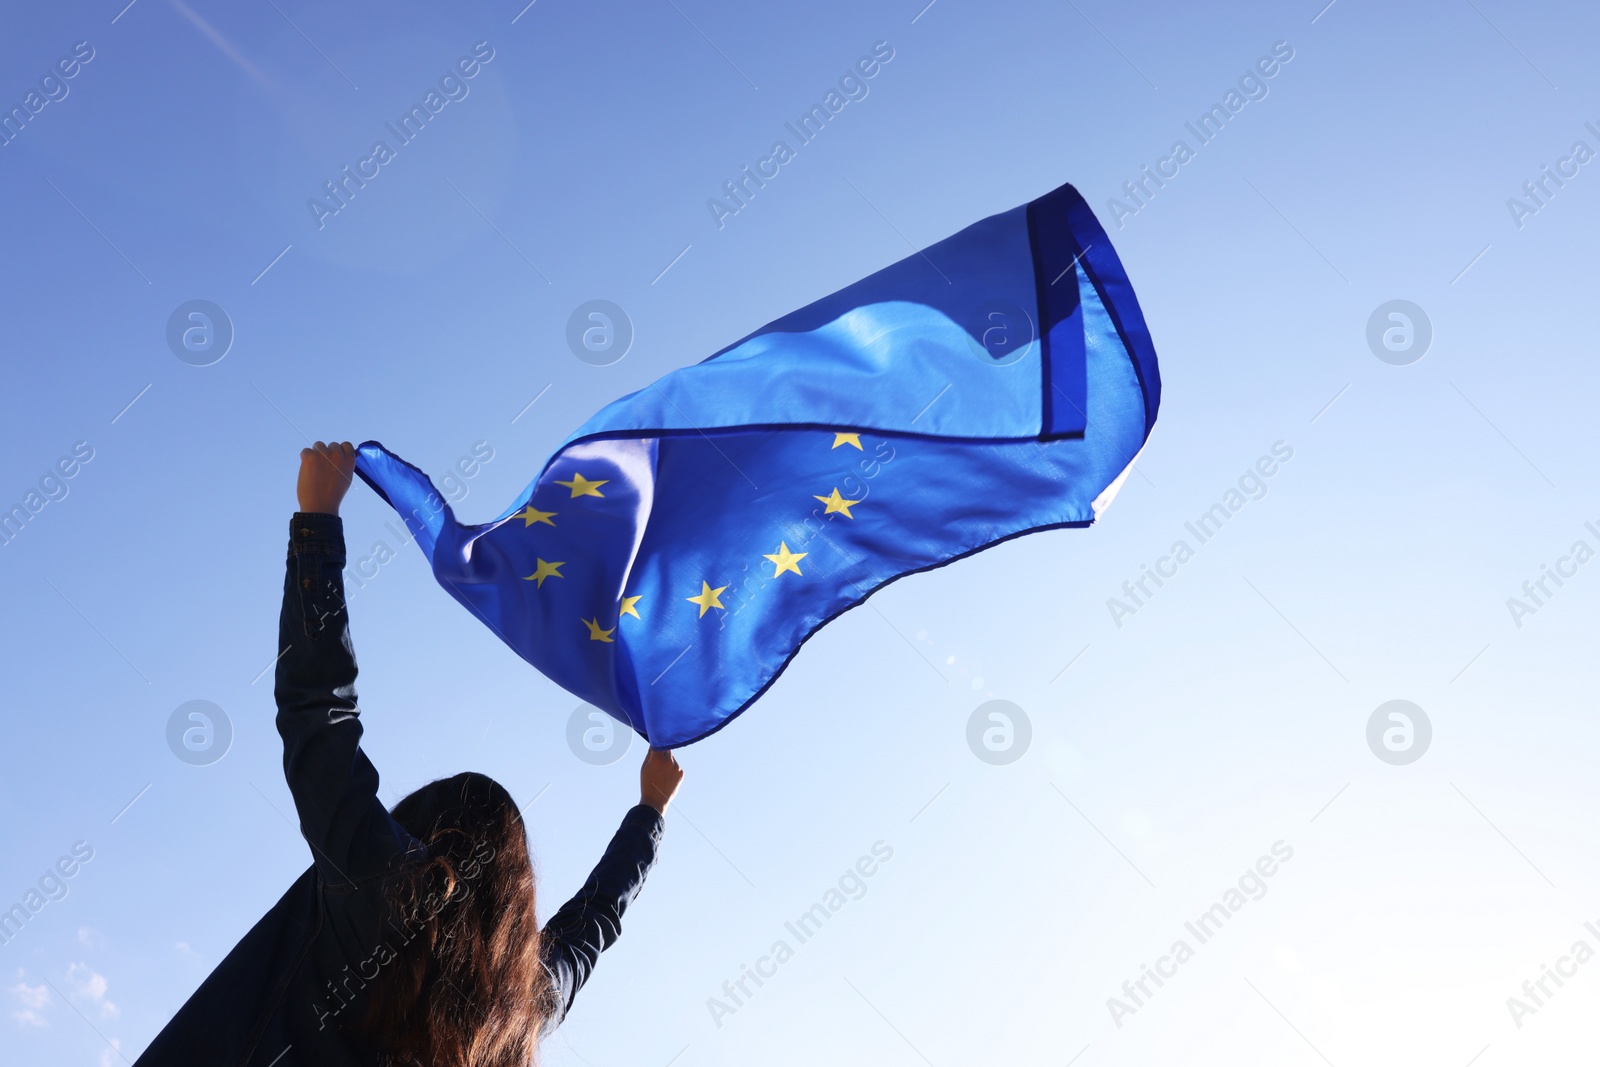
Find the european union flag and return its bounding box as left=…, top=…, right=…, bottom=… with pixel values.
left=355, top=181, right=1160, bottom=747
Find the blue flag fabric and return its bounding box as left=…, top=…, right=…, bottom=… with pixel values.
left=355, top=181, right=1160, bottom=748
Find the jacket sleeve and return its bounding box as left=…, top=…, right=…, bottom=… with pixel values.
left=274, top=512, right=414, bottom=888
left=540, top=804, right=665, bottom=1029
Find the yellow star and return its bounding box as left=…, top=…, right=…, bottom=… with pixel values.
left=582, top=617, right=615, bottom=643
left=555, top=473, right=608, bottom=498
left=619, top=594, right=644, bottom=620
left=522, top=558, right=565, bottom=587
left=686, top=580, right=727, bottom=618
left=764, top=541, right=807, bottom=577
left=832, top=432, right=863, bottom=450
left=813, top=487, right=861, bottom=519
left=516, top=505, right=557, bottom=527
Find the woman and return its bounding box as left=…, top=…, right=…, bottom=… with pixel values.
left=134, top=441, right=682, bottom=1066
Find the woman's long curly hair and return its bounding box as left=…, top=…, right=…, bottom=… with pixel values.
left=358, top=771, right=553, bottom=1067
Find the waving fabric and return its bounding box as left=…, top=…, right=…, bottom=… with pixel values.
left=355, top=181, right=1160, bottom=747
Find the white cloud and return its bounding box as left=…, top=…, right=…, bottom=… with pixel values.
left=66, top=964, right=117, bottom=1019
left=77, top=926, right=105, bottom=949
left=98, top=1038, right=123, bottom=1067
left=8, top=979, right=49, bottom=1028
left=9, top=981, right=47, bottom=1011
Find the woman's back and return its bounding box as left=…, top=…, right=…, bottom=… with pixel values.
left=132, top=444, right=678, bottom=1067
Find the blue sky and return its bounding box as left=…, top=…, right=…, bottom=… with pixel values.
left=3, top=0, right=1599, bottom=1063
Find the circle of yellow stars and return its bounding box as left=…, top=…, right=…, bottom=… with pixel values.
left=516, top=431, right=868, bottom=641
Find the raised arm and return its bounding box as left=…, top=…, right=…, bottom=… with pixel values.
left=274, top=441, right=411, bottom=887
left=540, top=747, right=682, bottom=1028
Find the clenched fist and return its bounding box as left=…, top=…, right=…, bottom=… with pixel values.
left=297, top=441, right=356, bottom=516
left=640, top=748, right=684, bottom=815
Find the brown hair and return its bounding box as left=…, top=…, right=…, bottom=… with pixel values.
left=358, top=772, right=552, bottom=1066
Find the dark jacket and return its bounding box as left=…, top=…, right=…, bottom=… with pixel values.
left=133, top=513, right=663, bottom=1066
